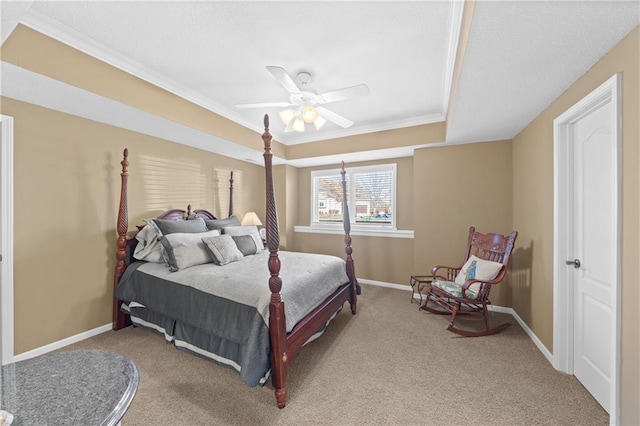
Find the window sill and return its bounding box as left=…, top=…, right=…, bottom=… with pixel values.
left=294, top=225, right=414, bottom=239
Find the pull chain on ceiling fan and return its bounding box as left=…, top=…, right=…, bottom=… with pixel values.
left=235, top=66, right=370, bottom=132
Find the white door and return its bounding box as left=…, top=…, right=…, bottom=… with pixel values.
left=554, top=74, right=620, bottom=422
left=0, top=118, right=3, bottom=366
left=571, top=100, right=616, bottom=412
left=0, top=115, right=14, bottom=366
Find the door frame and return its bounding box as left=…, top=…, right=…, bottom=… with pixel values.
left=553, top=74, right=621, bottom=423
left=0, top=114, right=14, bottom=365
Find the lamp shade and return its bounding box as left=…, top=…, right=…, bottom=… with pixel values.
left=314, top=115, right=327, bottom=130
left=241, top=211, right=262, bottom=226
left=279, top=109, right=296, bottom=126
left=291, top=118, right=305, bottom=132
left=280, top=106, right=327, bottom=132
left=302, top=106, right=318, bottom=123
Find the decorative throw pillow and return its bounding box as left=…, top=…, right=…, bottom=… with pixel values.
left=223, top=225, right=264, bottom=252
left=232, top=235, right=259, bottom=256
left=159, top=229, right=220, bottom=271
left=466, top=260, right=477, bottom=280
left=133, top=219, right=164, bottom=263
left=204, top=215, right=241, bottom=231
left=454, top=255, right=503, bottom=286
left=202, top=234, right=244, bottom=266
left=152, top=217, right=207, bottom=235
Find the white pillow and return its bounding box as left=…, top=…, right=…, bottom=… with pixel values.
left=133, top=219, right=164, bottom=263
left=454, top=255, right=503, bottom=286
left=159, top=229, right=221, bottom=271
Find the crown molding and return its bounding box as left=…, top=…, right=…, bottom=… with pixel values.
left=280, top=113, right=445, bottom=146
left=1, top=61, right=285, bottom=166
left=19, top=9, right=265, bottom=135
left=442, top=0, right=465, bottom=116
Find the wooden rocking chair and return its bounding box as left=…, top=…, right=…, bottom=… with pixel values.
left=420, top=226, right=518, bottom=337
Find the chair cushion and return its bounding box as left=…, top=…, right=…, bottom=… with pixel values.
left=454, top=255, right=503, bottom=286
left=432, top=279, right=478, bottom=299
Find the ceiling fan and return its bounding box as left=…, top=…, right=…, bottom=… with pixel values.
left=235, top=66, right=370, bottom=132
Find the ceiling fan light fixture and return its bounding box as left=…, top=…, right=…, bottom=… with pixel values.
left=279, top=108, right=296, bottom=125
left=301, top=106, right=318, bottom=123
left=292, top=118, right=305, bottom=132
left=238, top=66, right=369, bottom=132
left=313, top=115, right=327, bottom=130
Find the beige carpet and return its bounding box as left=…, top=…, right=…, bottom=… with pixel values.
left=64, top=285, right=608, bottom=425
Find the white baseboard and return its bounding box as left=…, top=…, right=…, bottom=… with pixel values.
left=360, top=277, right=554, bottom=366
left=508, top=308, right=554, bottom=364
left=358, top=278, right=411, bottom=292
left=12, top=323, right=112, bottom=363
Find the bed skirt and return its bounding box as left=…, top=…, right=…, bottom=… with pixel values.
left=121, top=302, right=341, bottom=387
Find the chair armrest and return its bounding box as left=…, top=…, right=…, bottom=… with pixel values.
left=460, top=275, right=504, bottom=299
left=431, top=265, right=462, bottom=281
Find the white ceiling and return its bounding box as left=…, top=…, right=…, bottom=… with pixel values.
left=1, top=1, right=639, bottom=165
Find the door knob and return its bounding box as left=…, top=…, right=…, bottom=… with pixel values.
left=565, top=259, right=581, bottom=268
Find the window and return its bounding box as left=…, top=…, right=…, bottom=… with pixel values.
left=311, top=163, right=396, bottom=229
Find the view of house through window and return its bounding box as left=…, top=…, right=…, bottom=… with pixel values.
left=312, top=164, right=396, bottom=228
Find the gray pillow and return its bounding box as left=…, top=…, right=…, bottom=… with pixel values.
left=160, top=229, right=220, bottom=271
left=223, top=225, right=264, bottom=252
left=153, top=217, right=206, bottom=235
left=202, top=234, right=244, bottom=266
left=232, top=235, right=259, bottom=256
left=204, top=215, right=241, bottom=231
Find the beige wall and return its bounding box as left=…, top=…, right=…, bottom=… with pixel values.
left=412, top=140, right=513, bottom=306
left=273, top=164, right=298, bottom=250
left=286, top=122, right=446, bottom=160
left=512, top=26, right=639, bottom=424
left=1, top=97, right=265, bottom=354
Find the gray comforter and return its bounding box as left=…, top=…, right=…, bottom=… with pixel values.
left=115, top=251, right=350, bottom=386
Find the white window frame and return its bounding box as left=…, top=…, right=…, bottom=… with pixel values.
left=310, top=163, right=397, bottom=232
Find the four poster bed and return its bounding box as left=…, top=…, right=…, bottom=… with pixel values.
left=112, top=114, right=359, bottom=408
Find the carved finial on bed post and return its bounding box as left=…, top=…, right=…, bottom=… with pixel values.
left=186, top=204, right=192, bottom=219
left=114, top=148, right=130, bottom=330
left=229, top=171, right=234, bottom=217
left=341, top=161, right=359, bottom=313
left=263, top=114, right=288, bottom=409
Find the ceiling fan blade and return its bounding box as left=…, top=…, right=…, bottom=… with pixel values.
left=266, top=66, right=301, bottom=95
left=316, top=106, right=354, bottom=128
left=235, top=101, right=294, bottom=109
left=319, top=84, right=370, bottom=104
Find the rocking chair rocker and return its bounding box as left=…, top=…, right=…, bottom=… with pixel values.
left=420, top=226, right=518, bottom=337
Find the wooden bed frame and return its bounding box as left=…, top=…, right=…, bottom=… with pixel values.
left=113, top=114, right=358, bottom=408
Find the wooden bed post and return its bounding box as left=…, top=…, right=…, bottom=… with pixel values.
left=340, top=162, right=358, bottom=314
left=262, top=115, right=288, bottom=409
left=114, top=148, right=131, bottom=331
left=229, top=171, right=234, bottom=217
